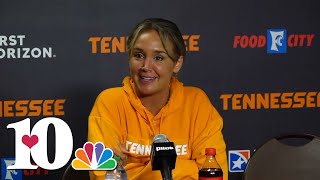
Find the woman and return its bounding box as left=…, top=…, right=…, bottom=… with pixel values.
left=88, top=18, right=228, bottom=180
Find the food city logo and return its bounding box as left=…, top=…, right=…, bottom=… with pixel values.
left=6, top=117, right=73, bottom=170
left=1, top=158, right=49, bottom=180
left=72, top=142, right=117, bottom=170
left=220, top=91, right=320, bottom=110
left=89, top=34, right=200, bottom=54
left=228, top=150, right=250, bottom=173
left=1, top=158, right=22, bottom=180
left=0, top=35, right=56, bottom=59
left=233, top=29, right=315, bottom=53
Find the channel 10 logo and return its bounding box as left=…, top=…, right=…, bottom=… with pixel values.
left=6, top=117, right=73, bottom=170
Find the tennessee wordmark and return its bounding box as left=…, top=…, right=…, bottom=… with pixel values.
left=220, top=91, right=320, bottom=110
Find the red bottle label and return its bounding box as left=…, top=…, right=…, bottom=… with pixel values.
left=199, top=177, right=223, bottom=180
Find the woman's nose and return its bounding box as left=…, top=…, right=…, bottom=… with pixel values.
left=141, top=57, right=153, bottom=71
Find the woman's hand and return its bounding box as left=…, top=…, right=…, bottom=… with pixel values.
left=111, top=141, right=130, bottom=166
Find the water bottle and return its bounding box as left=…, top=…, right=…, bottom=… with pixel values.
left=105, top=157, right=128, bottom=180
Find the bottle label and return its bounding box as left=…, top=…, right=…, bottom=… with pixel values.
left=199, top=177, right=223, bottom=180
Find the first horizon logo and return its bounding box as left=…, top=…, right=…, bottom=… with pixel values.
left=233, top=29, right=315, bottom=53
left=0, top=35, right=56, bottom=59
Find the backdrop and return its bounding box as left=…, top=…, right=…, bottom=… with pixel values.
left=1, top=0, right=319, bottom=179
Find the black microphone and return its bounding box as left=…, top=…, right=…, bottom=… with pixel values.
left=150, top=134, right=177, bottom=180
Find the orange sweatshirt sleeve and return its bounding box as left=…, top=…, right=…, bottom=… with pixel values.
left=87, top=89, right=126, bottom=180
left=190, top=90, right=228, bottom=180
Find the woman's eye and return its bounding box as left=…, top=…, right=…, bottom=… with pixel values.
left=133, top=53, right=145, bottom=59
left=154, top=55, right=164, bottom=61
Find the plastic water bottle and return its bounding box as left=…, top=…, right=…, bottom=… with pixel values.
left=105, top=157, right=128, bottom=180
left=199, top=148, right=223, bottom=180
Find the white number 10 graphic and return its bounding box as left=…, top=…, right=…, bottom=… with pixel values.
left=7, top=117, right=73, bottom=170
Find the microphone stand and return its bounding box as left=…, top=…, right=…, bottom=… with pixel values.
left=160, top=159, right=173, bottom=180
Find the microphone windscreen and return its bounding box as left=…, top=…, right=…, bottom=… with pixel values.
left=151, top=134, right=177, bottom=171
left=153, top=134, right=169, bottom=143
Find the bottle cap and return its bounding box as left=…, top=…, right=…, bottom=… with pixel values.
left=205, top=148, right=216, bottom=155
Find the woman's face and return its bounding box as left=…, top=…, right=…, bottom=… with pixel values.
left=129, top=30, right=183, bottom=97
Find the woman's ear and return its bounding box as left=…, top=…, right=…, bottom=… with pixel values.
left=173, top=56, right=184, bottom=73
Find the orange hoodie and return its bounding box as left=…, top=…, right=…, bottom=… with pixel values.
left=88, top=76, right=228, bottom=180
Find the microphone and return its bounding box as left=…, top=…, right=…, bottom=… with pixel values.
left=150, top=134, right=177, bottom=180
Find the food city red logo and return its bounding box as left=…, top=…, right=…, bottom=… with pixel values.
left=6, top=117, right=73, bottom=170
left=23, top=164, right=49, bottom=176
left=89, top=34, right=200, bottom=54
left=232, top=29, right=315, bottom=53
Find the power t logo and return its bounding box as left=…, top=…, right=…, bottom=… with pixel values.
left=6, top=117, right=73, bottom=170
left=233, top=29, right=315, bottom=54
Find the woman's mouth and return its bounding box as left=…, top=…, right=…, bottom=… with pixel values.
left=139, top=76, right=156, bottom=82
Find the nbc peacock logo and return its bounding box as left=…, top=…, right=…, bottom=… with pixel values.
left=72, top=142, right=117, bottom=170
